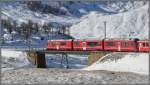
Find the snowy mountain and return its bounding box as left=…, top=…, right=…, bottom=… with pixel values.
left=0, top=1, right=147, bottom=25
left=70, top=3, right=148, bottom=39
left=41, top=1, right=147, bottom=17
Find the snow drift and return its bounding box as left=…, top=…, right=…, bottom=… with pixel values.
left=83, top=52, right=149, bottom=75
left=70, top=4, right=148, bottom=39
left=1, top=49, right=33, bottom=72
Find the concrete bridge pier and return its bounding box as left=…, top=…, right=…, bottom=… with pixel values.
left=88, top=51, right=111, bottom=65
left=27, top=51, right=46, bottom=68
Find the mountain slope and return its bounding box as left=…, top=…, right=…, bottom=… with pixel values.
left=70, top=4, right=148, bottom=39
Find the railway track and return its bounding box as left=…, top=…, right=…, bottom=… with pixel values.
left=1, top=46, right=146, bottom=53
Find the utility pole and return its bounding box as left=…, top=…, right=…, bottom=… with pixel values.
left=104, top=21, right=107, bottom=39
left=107, top=0, right=111, bottom=6
left=28, top=25, right=31, bottom=51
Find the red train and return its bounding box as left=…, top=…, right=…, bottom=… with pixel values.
left=46, top=39, right=149, bottom=52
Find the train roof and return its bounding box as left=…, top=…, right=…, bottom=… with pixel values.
left=48, top=39, right=149, bottom=41
left=48, top=39, right=73, bottom=41
left=104, top=38, right=149, bottom=41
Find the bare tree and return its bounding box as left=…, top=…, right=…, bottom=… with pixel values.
left=34, top=23, right=39, bottom=34
left=20, top=22, right=29, bottom=42
left=43, top=23, right=49, bottom=34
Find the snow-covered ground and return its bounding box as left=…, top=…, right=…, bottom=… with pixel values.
left=1, top=49, right=33, bottom=72
left=84, top=52, right=149, bottom=75
left=2, top=68, right=148, bottom=84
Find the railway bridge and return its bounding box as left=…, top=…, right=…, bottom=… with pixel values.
left=1, top=46, right=111, bottom=68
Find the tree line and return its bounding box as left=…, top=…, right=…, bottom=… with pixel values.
left=1, top=19, right=51, bottom=41
left=1, top=18, right=70, bottom=42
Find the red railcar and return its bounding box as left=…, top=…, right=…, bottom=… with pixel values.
left=46, top=39, right=73, bottom=50
left=73, top=40, right=103, bottom=51
left=137, top=40, right=149, bottom=52
left=46, top=39, right=149, bottom=52
left=104, top=39, right=137, bottom=52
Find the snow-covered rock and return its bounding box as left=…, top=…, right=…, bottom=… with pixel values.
left=3, top=34, right=12, bottom=41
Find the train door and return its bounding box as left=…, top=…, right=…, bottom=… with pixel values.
left=118, top=42, right=121, bottom=51
left=82, top=42, right=86, bottom=50
left=139, top=43, right=142, bottom=51
left=56, top=42, right=59, bottom=50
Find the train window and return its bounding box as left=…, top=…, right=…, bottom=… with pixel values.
left=51, top=42, right=56, bottom=46
left=146, top=43, right=149, bottom=47
left=121, top=42, right=129, bottom=47
left=142, top=43, right=149, bottom=47
left=74, top=41, right=80, bottom=46
left=143, top=43, right=146, bottom=47
left=87, top=42, right=101, bottom=46
left=60, top=42, right=66, bottom=46
left=106, top=42, right=116, bottom=46
left=130, top=43, right=134, bottom=46
left=121, top=42, right=125, bottom=47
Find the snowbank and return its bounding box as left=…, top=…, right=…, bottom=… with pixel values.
left=70, top=4, right=148, bottom=39
left=1, top=49, right=32, bottom=72
left=83, top=53, right=149, bottom=75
